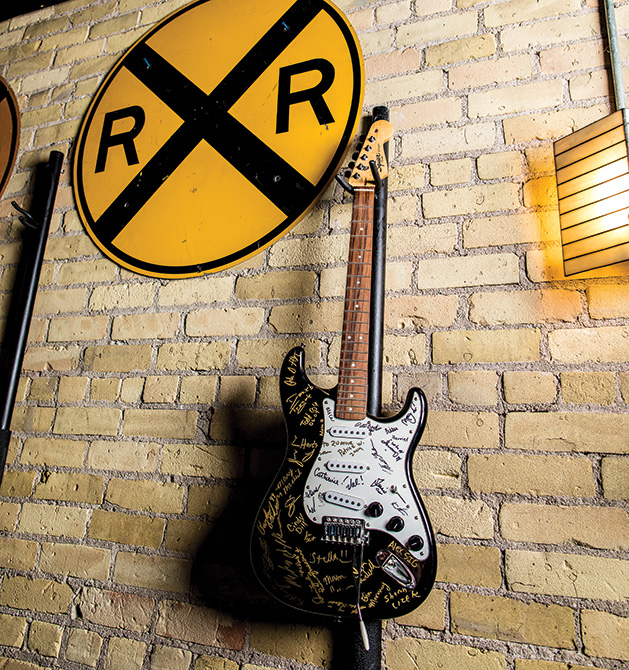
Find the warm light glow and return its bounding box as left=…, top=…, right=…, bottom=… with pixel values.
left=554, top=109, right=629, bottom=275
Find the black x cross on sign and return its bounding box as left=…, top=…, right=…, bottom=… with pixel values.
left=73, top=0, right=364, bottom=278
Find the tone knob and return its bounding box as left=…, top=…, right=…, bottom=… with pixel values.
left=367, top=502, right=384, bottom=518
left=408, top=535, right=424, bottom=551
left=386, top=516, right=404, bottom=532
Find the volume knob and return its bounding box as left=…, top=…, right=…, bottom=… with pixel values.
left=367, top=502, right=384, bottom=518
left=386, top=516, right=404, bottom=532
left=408, top=535, right=424, bottom=551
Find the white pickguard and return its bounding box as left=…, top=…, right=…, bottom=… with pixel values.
left=303, top=391, right=431, bottom=561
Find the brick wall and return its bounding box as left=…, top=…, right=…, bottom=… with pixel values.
left=0, top=0, right=628, bottom=669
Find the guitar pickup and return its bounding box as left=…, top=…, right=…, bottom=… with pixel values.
left=323, top=517, right=368, bottom=545
left=323, top=490, right=365, bottom=510
left=326, top=460, right=367, bottom=473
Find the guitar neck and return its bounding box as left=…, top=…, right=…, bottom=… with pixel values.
left=336, top=186, right=375, bottom=421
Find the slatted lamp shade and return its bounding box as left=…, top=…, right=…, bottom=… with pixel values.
left=553, top=0, right=629, bottom=276
left=554, top=110, right=629, bottom=276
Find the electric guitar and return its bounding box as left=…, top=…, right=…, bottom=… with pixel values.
left=251, top=121, right=436, bottom=623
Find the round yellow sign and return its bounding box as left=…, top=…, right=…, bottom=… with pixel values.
left=0, top=77, right=20, bottom=200
left=73, top=0, right=363, bottom=278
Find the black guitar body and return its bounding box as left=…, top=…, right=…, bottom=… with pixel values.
left=251, top=347, right=436, bottom=619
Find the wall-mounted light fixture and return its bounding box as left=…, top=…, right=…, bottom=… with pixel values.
left=553, top=0, right=629, bottom=276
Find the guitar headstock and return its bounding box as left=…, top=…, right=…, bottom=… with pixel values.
left=347, top=120, right=393, bottom=189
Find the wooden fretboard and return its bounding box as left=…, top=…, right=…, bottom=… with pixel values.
left=335, top=186, right=375, bottom=421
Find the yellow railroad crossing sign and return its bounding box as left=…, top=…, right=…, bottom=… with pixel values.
left=0, top=77, right=20, bottom=200
left=73, top=0, right=364, bottom=278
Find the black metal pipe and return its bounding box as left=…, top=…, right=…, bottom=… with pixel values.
left=0, top=150, right=64, bottom=484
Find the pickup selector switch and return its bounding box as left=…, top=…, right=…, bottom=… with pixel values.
left=367, top=502, right=384, bottom=518
left=386, top=516, right=404, bottom=532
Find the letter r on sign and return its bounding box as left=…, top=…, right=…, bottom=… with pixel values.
left=95, top=105, right=146, bottom=173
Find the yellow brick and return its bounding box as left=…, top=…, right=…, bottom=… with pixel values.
left=569, top=70, right=608, bottom=102
left=423, top=183, right=520, bottom=217
left=397, top=11, right=478, bottom=47
left=164, top=518, right=211, bottom=554
left=187, top=484, right=234, bottom=519
left=477, top=151, right=523, bottom=179
left=433, top=328, right=539, bottom=363
left=250, top=622, right=332, bottom=667
left=89, top=12, right=139, bottom=39
left=28, top=620, right=63, bottom=657
left=157, top=342, right=231, bottom=371
left=0, top=537, right=39, bottom=570
left=34, top=472, right=104, bottom=504
left=451, top=592, right=575, bottom=648
left=0, top=575, right=73, bottom=614
left=66, top=628, right=102, bottom=667
left=396, top=587, right=445, bottom=630
left=430, top=158, right=471, bottom=185
left=426, top=33, right=496, bottom=66
left=485, top=0, right=580, bottom=27
left=388, top=222, right=457, bottom=256
left=121, top=377, right=145, bottom=403
left=112, top=312, right=179, bottom=340
left=45, top=235, right=97, bottom=262
left=122, top=408, right=197, bottom=439
left=269, top=302, right=343, bottom=334
left=142, top=376, right=178, bottom=403
left=448, top=370, right=498, bottom=405
left=19, top=503, right=87, bottom=538
left=162, top=442, right=242, bottom=478
left=23, top=345, right=82, bottom=373
left=469, top=289, right=582, bottom=325
left=180, top=376, right=218, bottom=404
left=387, top=638, right=506, bottom=670
left=114, top=552, right=191, bottom=593
left=424, top=495, right=494, bottom=539
left=423, top=410, right=499, bottom=449
left=501, top=13, right=599, bottom=52
left=469, top=454, right=594, bottom=496
left=364, top=70, right=442, bottom=106
left=158, top=276, right=233, bottom=306
left=412, top=450, right=462, bottom=490
left=70, top=0, right=116, bottom=25
left=391, top=98, right=461, bottom=130
left=501, top=502, right=629, bottom=550
left=49, top=315, right=110, bottom=342
left=86, top=440, right=158, bottom=473
left=503, top=371, right=557, bottom=404
left=39, top=542, right=110, bottom=580
left=33, top=287, right=87, bottom=314
left=436, top=543, right=501, bottom=587
left=21, top=437, right=86, bottom=467
left=402, top=123, right=495, bottom=159
left=503, top=105, right=607, bottom=144
left=28, top=378, right=57, bottom=402
left=540, top=39, right=605, bottom=74
left=0, top=612, right=27, bottom=647
left=385, top=295, right=458, bottom=330
left=602, top=456, right=629, bottom=499
left=77, top=587, right=154, bottom=631
left=105, top=637, right=146, bottom=670
left=0, top=471, right=36, bottom=497
left=85, top=344, right=152, bottom=372
left=561, top=371, right=616, bottom=404
left=269, top=234, right=348, bottom=267
left=587, top=283, right=629, bottom=318
left=106, top=479, right=183, bottom=513
left=151, top=645, right=192, bottom=670
left=89, top=509, right=165, bottom=548
left=581, top=610, right=629, bottom=661
left=53, top=407, right=122, bottom=436
left=235, top=271, right=316, bottom=300
left=365, top=48, right=420, bottom=79
left=0, top=502, right=19, bottom=531
left=57, top=376, right=89, bottom=403
left=187, top=307, right=265, bottom=337
left=450, top=54, right=534, bottom=90
left=89, top=378, right=121, bottom=402
left=506, top=549, right=629, bottom=600
left=56, top=259, right=117, bottom=284
left=12, top=407, right=55, bottom=434
left=89, top=283, right=156, bottom=310
left=506, top=412, right=629, bottom=454
left=359, top=29, right=393, bottom=56
left=219, top=375, right=256, bottom=405
left=209, top=408, right=282, bottom=444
